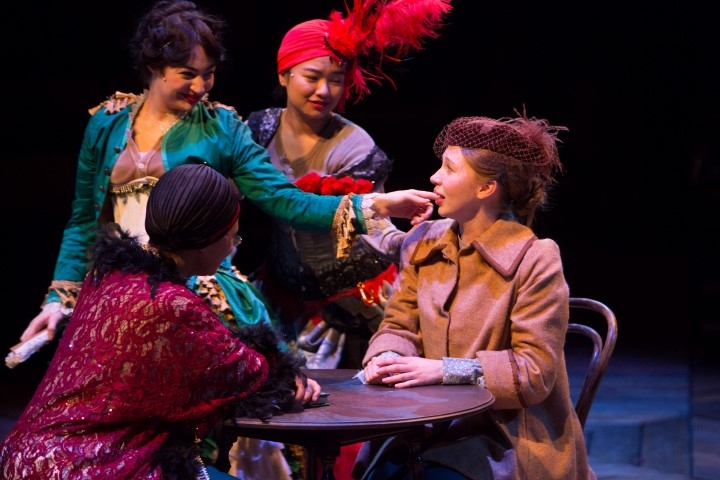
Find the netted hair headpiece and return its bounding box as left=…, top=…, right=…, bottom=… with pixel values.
left=433, top=110, right=567, bottom=183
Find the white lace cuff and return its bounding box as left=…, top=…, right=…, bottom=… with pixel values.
left=42, top=301, right=74, bottom=317
left=361, top=193, right=394, bottom=236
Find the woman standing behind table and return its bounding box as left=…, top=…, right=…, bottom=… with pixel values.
left=0, top=164, right=312, bottom=480
left=239, top=2, right=452, bottom=477
left=355, top=112, right=595, bottom=479
left=17, top=0, right=435, bottom=354
left=246, top=0, right=452, bottom=371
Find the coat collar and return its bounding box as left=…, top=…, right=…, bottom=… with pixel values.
left=409, top=219, right=537, bottom=277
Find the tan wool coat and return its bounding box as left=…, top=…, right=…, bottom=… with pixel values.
left=362, top=218, right=595, bottom=480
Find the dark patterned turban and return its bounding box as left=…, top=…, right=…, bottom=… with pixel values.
left=146, top=164, right=240, bottom=251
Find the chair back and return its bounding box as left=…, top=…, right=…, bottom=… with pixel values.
left=566, top=297, right=618, bottom=428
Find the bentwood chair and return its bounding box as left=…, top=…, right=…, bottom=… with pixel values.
left=566, top=297, right=619, bottom=429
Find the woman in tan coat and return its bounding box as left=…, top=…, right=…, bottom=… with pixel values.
left=354, top=112, right=595, bottom=479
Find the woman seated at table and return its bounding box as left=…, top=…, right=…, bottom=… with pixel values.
left=0, top=164, right=320, bottom=480
left=353, top=112, right=595, bottom=479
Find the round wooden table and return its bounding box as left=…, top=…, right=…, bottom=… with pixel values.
left=221, top=368, right=495, bottom=480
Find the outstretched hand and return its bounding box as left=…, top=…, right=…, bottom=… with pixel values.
left=295, top=375, right=322, bottom=405
left=373, top=190, right=437, bottom=225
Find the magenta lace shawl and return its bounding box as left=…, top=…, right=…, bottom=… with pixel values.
left=0, top=270, right=269, bottom=479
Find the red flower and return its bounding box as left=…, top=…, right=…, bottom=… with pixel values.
left=354, top=179, right=374, bottom=194
left=295, top=172, right=375, bottom=195
left=320, top=176, right=352, bottom=195
left=295, top=172, right=323, bottom=193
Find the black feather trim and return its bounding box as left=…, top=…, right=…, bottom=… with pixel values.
left=89, top=223, right=186, bottom=297
left=233, top=323, right=306, bottom=422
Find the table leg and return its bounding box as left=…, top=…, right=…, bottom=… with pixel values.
left=317, top=454, right=337, bottom=480
left=214, top=427, right=234, bottom=473
left=306, top=443, right=341, bottom=480
left=302, top=446, right=316, bottom=480
left=406, top=439, right=425, bottom=480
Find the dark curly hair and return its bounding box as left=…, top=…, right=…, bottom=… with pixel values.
left=129, top=0, right=226, bottom=86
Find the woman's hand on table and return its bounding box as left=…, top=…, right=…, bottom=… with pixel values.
left=295, top=374, right=322, bottom=405
left=364, top=356, right=443, bottom=388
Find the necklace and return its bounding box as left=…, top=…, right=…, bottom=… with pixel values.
left=157, top=110, right=188, bottom=135
left=134, top=109, right=188, bottom=137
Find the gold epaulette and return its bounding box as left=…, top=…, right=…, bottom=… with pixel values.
left=205, top=98, right=240, bottom=118
left=88, top=91, right=141, bottom=116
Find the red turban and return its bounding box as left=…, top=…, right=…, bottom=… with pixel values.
left=276, top=19, right=333, bottom=74
left=276, top=19, right=357, bottom=111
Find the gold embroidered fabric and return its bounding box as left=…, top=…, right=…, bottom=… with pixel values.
left=44, top=280, right=82, bottom=310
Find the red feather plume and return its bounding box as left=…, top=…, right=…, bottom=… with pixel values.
left=326, top=0, right=452, bottom=103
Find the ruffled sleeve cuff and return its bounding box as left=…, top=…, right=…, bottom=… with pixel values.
left=43, top=280, right=82, bottom=315
left=332, top=192, right=397, bottom=259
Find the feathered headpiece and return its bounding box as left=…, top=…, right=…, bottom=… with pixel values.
left=277, top=0, right=452, bottom=109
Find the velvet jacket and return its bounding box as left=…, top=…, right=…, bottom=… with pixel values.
left=361, top=218, right=594, bottom=480
left=47, top=94, right=365, bottom=305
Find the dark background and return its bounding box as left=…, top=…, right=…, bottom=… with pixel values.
left=2, top=0, right=715, bottom=396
